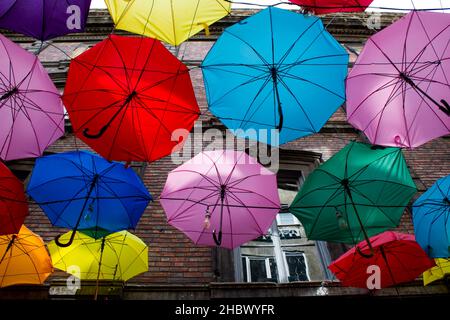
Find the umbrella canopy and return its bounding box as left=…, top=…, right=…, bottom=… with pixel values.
left=0, top=0, right=91, bottom=41
left=413, top=174, right=450, bottom=258
left=328, top=231, right=435, bottom=289
left=0, top=34, right=64, bottom=161
left=160, top=150, right=281, bottom=249
left=289, top=0, right=373, bottom=14
left=26, top=151, right=152, bottom=247
left=48, top=230, right=148, bottom=282
left=0, top=225, right=53, bottom=288
left=346, top=11, right=450, bottom=149
left=62, top=35, right=200, bottom=163
left=423, top=259, right=450, bottom=286
left=104, top=0, right=231, bottom=46
left=0, top=162, right=28, bottom=235
left=201, top=7, right=348, bottom=145
left=290, top=142, right=417, bottom=249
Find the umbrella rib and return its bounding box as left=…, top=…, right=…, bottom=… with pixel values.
left=278, top=70, right=346, bottom=100
left=226, top=186, right=281, bottom=209
left=224, top=190, right=265, bottom=235
left=168, top=169, right=221, bottom=188
left=276, top=17, right=322, bottom=68
left=168, top=190, right=220, bottom=223
left=276, top=76, right=317, bottom=133
left=306, top=187, right=346, bottom=240
left=223, top=30, right=270, bottom=66
left=347, top=149, right=401, bottom=182
left=238, top=76, right=274, bottom=130
left=348, top=185, right=399, bottom=227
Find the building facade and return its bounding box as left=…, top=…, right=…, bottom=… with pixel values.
left=1, top=9, right=449, bottom=300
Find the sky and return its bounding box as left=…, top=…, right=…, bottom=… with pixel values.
left=91, top=0, right=450, bottom=12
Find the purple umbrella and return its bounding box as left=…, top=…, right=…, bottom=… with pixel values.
left=0, top=0, right=91, bottom=41
left=0, top=34, right=64, bottom=161
left=346, top=11, right=450, bottom=149
left=160, top=150, right=281, bottom=249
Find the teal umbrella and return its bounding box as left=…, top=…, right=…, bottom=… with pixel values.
left=290, top=142, right=416, bottom=254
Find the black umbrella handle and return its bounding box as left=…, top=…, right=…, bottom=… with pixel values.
left=83, top=91, right=137, bottom=140
left=356, top=245, right=375, bottom=258
left=54, top=231, right=76, bottom=248
left=83, top=125, right=109, bottom=139
left=440, top=99, right=450, bottom=116
left=55, top=175, right=99, bottom=248
left=213, top=230, right=222, bottom=246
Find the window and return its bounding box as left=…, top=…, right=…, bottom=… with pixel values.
left=242, top=256, right=278, bottom=283
left=285, top=251, right=309, bottom=282
left=235, top=149, right=332, bottom=283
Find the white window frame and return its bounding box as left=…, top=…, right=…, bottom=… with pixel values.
left=283, top=251, right=310, bottom=281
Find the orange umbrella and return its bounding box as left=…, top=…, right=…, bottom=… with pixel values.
left=0, top=226, right=53, bottom=287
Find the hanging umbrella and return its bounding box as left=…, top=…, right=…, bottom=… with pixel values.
left=290, top=142, right=417, bottom=253
left=328, top=231, right=435, bottom=289
left=413, top=174, right=450, bottom=258
left=104, top=0, right=231, bottom=46
left=0, top=225, right=53, bottom=288
left=0, top=161, right=28, bottom=235
left=0, top=34, right=64, bottom=161
left=0, top=0, right=91, bottom=41
left=288, top=0, right=373, bottom=14
left=62, top=35, right=200, bottom=163
left=423, top=259, right=450, bottom=286
left=346, top=11, right=450, bottom=149
left=201, top=7, right=348, bottom=145
left=48, top=230, right=147, bottom=299
left=160, top=150, right=281, bottom=249
left=26, top=151, right=152, bottom=247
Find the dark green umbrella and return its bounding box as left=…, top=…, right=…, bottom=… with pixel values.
left=290, top=142, right=416, bottom=254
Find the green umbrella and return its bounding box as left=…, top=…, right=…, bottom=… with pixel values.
left=290, top=142, right=416, bottom=254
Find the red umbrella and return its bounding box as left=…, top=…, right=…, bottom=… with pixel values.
left=0, top=162, right=28, bottom=235
left=328, top=231, right=435, bottom=289
left=289, top=0, right=373, bottom=14
left=62, top=35, right=200, bottom=163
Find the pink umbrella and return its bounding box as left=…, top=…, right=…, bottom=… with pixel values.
left=346, top=11, right=450, bottom=149
left=160, top=150, right=281, bottom=249
left=0, top=34, right=64, bottom=161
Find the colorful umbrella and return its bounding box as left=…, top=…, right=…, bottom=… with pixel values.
left=48, top=230, right=147, bottom=298
left=26, top=151, right=152, bottom=247
left=0, top=225, right=53, bottom=288
left=0, top=34, right=64, bottom=161
left=423, top=259, right=450, bottom=286
left=289, top=0, right=373, bottom=14
left=104, top=0, right=231, bottom=46
left=346, top=11, right=450, bottom=149
left=201, top=7, right=348, bottom=145
left=0, top=162, right=28, bottom=235
left=413, top=174, right=450, bottom=258
left=328, top=231, right=435, bottom=289
left=290, top=142, right=417, bottom=252
left=0, top=0, right=91, bottom=41
left=62, top=35, right=200, bottom=163
left=160, top=150, right=281, bottom=249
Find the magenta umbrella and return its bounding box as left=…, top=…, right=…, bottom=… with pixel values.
left=160, top=150, right=281, bottom=249
left=0, top=34, right=64, bottom=161
left=346, top=11, right=450, bottom=149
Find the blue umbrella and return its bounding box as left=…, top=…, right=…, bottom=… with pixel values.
left=201, top=7, right=348, bottom=145
left=27, top=151, right=152, bottom=247
left=413, top=174, right=450, bottom=258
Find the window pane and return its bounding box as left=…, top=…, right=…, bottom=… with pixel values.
left=241, top=257, right=248, bottom=282
left=249, top=259, right=267, bottom=282
left=285, top=252, right=309, bottom=282
left=278, top=213, right=295, bottom=225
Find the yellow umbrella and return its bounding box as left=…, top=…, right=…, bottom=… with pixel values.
left=423, top=259, right=450, bottom=286
left=48, top=230, right=148, bottom=282
left=0, top=225, right=53, bottom=288
left=105, top=0, right=231, bottom=46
